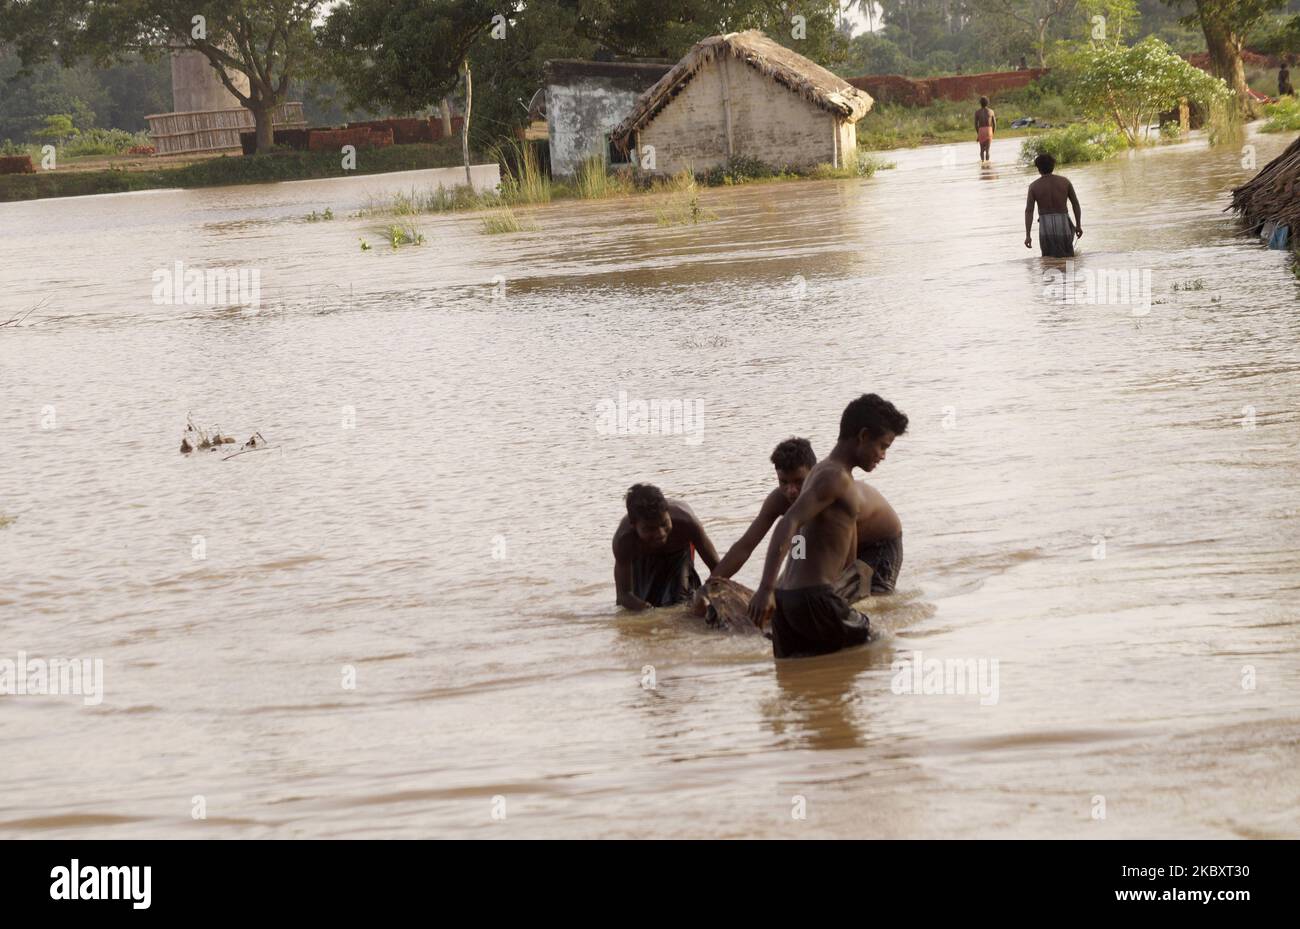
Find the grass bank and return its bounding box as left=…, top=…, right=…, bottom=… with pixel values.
left=0, top=139, right=473, bottom=202
left=856, top=86, right=1077, bottom=151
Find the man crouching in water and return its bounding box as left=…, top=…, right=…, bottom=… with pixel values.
left=614, top=483, right=719, bottom=611
left=747, top=394, right=908, bottom=657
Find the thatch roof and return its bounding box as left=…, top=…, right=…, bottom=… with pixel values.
left=611, top=31, right=873, bottom=144
left=1231, top=135, right=1300, bottom=235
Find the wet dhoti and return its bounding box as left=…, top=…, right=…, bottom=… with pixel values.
left=1038, top=212, right=1075, bottom=258
left=772, top=585, right=871, bottom=659
left=632, top=546, right=701, bottom=607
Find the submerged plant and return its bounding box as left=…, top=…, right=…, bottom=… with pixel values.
left=480, top=208, right=536, bottom=234
left=382, top=223, right=425, bottom=248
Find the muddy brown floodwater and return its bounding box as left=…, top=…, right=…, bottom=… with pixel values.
left=2, top=131, right=1299, bottom=838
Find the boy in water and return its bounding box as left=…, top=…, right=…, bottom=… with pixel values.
left=1024, top=152, right=1083, bottom=258
left=710, top=437, right=817, bottom=581
left=747, top=394, right=908, bottom=658
left=613, top=484, right=719, bottom=611
left=707, top=437, right=904, bottom=598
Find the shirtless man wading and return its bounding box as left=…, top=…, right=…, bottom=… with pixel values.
left=746, top=394, right=909, bottom=658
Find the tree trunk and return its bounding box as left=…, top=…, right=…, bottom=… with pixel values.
left=461, top=61, right=472, bottom=188
left=252, top=101, right=275, bottom=154
left=1197, top=3, right=1255, bottom=117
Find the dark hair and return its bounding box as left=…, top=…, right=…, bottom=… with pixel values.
left=1034, top=152, right=1056, bottom=174
left=838, top=394, right=908, bottom=441
left=979, top=96, right=989, bottom=107
left=770, top=437, right=816, bottom=472
left=625, top=483, right=668, bottom=522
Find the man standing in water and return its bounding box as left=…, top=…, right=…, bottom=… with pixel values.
left=975, top=96, right=996, bottom=163
left=746, top=394, right=908, bottom=658
left=1025, top=152, right=1082, bottom=257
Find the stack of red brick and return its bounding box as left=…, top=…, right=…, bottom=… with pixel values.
left=306, top=126, right=394, bottom=151
left=0, top=155, right=35, bottom=175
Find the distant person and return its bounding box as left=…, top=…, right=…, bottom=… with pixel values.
left=1279, top=63, right=1293, bottom=97
left=613, top=484, right=719, bottom=610
left=975, top=96, right=996, bottom=162
left=1025, top=152, right=1082, bottom=258
left=746, top=394, right=909, bottom=659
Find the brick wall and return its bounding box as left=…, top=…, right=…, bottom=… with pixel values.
left=640, top=57, right=840, bottom=174
left=848, top=68, right=1048, bottom=107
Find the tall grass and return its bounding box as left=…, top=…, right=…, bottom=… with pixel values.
left=653, top=170, right=715, bottom=226
left=481, top=208, right=537, bottom=234
left=1260, top=95, right=1300, bottom=133
left=493, top=139, right=550, bottom=205
left=1206, top=98, right=1245, bottom=147
left=574, top=156, right=634, bottom=199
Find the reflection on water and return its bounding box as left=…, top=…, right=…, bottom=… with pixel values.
left=2, top=131, right=1299, bottom=838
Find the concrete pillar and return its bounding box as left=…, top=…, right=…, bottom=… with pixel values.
left=170, top=49, right=249, bottom=113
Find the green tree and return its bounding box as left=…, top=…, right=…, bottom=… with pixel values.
left=1165, top=0, right=1288, bottom=113
left=32, top=113, right=78, bottom=144
left=322, top=0, right=498, bottom=184
left=0, top=1, right=324, bottom=153
left=1058, top=34, right=1230, bottom=141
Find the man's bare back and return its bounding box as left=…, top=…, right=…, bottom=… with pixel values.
left=854, top=481, right=901, bottom=543
left=1027, top=174, right=1076, bottom=215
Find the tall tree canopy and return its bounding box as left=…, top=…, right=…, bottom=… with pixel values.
left=0, top=0, right=324, bottom=151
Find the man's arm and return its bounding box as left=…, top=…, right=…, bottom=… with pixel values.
left=1025, top=186, right=1035, bottom=247
left=690, top=517, right=720, bottom=573
left=614, top=557, right=651, bottom=611
left=1067, top=181, right=1082, bottom=237
left=746, top=469, right=846, bottom=626
left=709, top=491, right=783, bottom=580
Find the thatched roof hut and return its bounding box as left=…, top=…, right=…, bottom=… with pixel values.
left=610, top=30, right=873, bottom=174
left=1231, top=135, right=1300, bottom=239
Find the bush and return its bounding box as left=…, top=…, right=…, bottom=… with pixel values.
left=1019, top=123, right=1127, bottom=165
left=63, top=128, right=151, bottom=157
left=1261, top=95, right=1300, bottom=133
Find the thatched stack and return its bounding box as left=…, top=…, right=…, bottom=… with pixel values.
left=1230, top=134, right=1300, bottom=236
left=611, top=31, right=873, bottom=146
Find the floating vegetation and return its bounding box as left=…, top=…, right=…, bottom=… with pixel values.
left=305, top=207, right=334, bottom=222
left=1, top=296, right=48, bottom=328
left=481, top=208, right=536, bottom=235
left=180, top=414, right=274, bottom=460
left=359, top=239, right=371, bottom=251
left=0, top=514, right=15, bottom=529
left=1173, top=279, right=1206, bottom=291
left=382, top=222, right=425, bottom=248
left=654, top=171, right=716, bottom=227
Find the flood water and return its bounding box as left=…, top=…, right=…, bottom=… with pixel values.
left=3, top=131, right=1299, bottom=838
